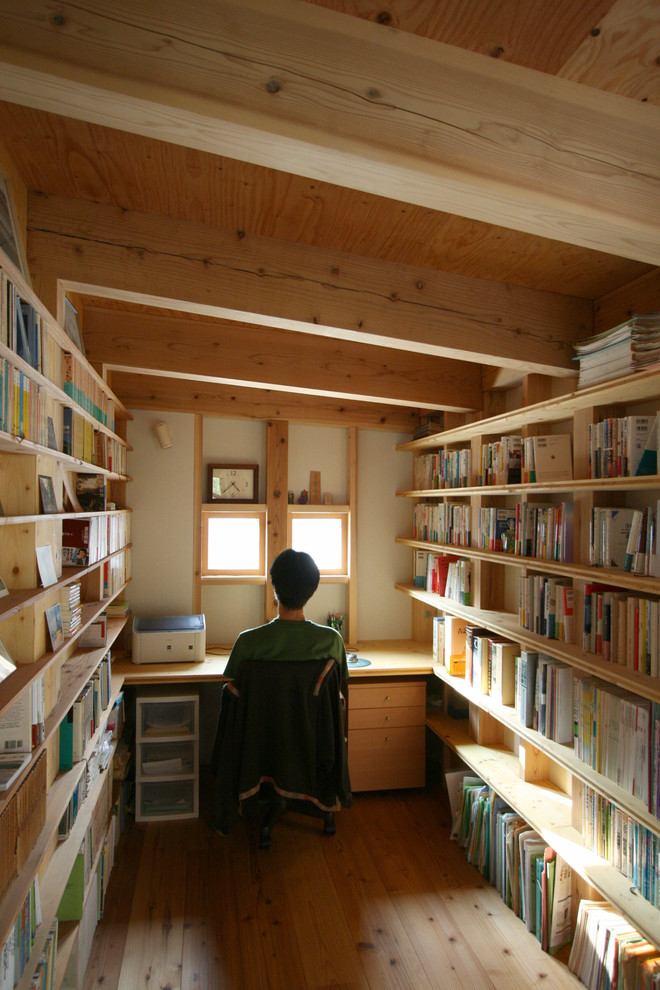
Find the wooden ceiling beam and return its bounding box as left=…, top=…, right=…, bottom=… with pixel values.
left=82, top=306, right=482, bottom=412
left=108, top=371, right=421, bottom=433
left=27, top=193, right=589, bottom=376
left=0, top=0, right=658, bottom=263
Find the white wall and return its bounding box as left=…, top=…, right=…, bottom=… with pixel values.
left=126, top=412, right=413, bottom=645
left=126, top=411, right=196, bottom=618
left=357, top=429, right=412, bottom=641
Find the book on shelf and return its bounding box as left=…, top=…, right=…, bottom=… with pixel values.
left=443, top=615, right=466, bottom=674
left=76, top=472, right=106, bottom=511
left=36, top=544, right=58, bottom=588
left=514, top=650, right=538, bottom=729
left=80, top=613, right=108, bottom=648
left=590, top=506, right=636, bottom=569
left=530, top=435, right=573, bottom=483
left=62, top=517, right=91, bottom=566
left=573, top=312, right=660, bottom=388
left=489, top=639, right=518, bottom=706
left=0, top=751, right=31, bottom=791
left=432, top=615, right=445, bottom=665
left=0, top=675, right=44, bottom=754
left=0, top=633, right=16, bottom=683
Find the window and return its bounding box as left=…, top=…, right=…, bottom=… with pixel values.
left=288, top=510, right=348, bottom=577
left=202, top=508, right=266, bottom=578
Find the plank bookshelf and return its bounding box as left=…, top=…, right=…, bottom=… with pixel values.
left=396, top=369, right=660, bottom=953
left=0, top=250, right=132, bottom=987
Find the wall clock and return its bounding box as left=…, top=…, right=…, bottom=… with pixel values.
left=208, top=463, right=259, bottom=503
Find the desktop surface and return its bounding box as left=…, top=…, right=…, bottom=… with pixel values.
left=112, top=640, right=434, bottom=684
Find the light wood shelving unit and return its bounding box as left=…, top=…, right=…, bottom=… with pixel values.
left=396, top=368, right=660, bottom=953
left=0, top=250, right=132, bottom=988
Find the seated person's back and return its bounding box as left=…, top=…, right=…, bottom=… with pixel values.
left=224, top=548, right=349, bottom=683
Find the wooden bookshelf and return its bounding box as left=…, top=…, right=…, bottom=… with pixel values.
left=397, top=368, right=660, bottom=955
left=0, top=251, right=132, bottom=986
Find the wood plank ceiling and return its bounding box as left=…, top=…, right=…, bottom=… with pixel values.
left=0, top=0, right=658, bottom=430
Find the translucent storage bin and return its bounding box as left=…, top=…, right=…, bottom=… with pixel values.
left=136, top=778, right=198, bottom=822
left=138, top=740, right=197, bottom=780
left=137, top=697, right=198, bottom=740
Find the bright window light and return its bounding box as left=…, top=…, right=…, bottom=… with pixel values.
left=290, top=515, right=346, bottom=573
left=207, top=516, right=261, bottom=571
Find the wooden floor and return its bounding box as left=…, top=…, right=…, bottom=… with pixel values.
left=82, top=771, right=583, bottom=990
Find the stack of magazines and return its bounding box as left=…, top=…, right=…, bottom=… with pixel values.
left=573, top=313, right=660, bottom=388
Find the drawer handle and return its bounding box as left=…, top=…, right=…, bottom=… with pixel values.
left=385, top=715, right=391, bottom=721
left=385, top=736, right=390, bottom=742
left=385, top=695, right=391, bottom=701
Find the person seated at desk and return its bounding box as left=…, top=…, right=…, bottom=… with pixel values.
left=224, top=548, right=350, bottom=686
left=210, top=548, right=352, bottom=838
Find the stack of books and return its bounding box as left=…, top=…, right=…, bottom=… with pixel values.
left=105, top=599, right=130, bottom=618
left=60, top=582, right=82, bottom=637
left=573, top=313, right=660, bottom=388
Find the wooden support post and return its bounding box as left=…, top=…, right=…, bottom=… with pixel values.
left=192, top=414, right=203, bottom=616
left=265, top=420, right=288, bottom=621
left=468, top=703, right=503, bottom=746
left=346, top=426, right=358, bottom=647
left=518, top=738, right=551, bottom=783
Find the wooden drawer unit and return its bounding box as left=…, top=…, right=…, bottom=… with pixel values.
left=347, top=679, right=426, bottom=791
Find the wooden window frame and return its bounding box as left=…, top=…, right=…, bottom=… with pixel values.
left=287, top=507, right=349, bottom=579
left=201, top=504, right=266, bottom=580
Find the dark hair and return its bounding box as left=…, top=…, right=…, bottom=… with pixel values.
left=270, top=549, right=320, bottom=610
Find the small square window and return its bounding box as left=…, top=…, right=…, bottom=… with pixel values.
left=202, top=509, right=265, bottom=576
left=288, top=511, right=348, bottom=576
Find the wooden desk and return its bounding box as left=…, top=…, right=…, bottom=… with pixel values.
left=112, top=641, right=435, bottom=792
left=112, top=640, right=434, bottom=684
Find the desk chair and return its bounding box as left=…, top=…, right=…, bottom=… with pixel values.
left=210, top=657, right=352, bottom=848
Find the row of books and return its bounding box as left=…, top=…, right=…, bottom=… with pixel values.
left=0, top=358, right=50, bottom=445
left=589, top=412, right=659, bottom=479
left=589, top=504, right=659, bottom=574
left=574, top=677, right=659, bottom=814
left=62, top=514, right=130, bottom=568
left=103, top=550, right=131, bottom=599
left=569, top=899, right=660, bottom=990
left=60, top=582, right=82, bottom=637
left=485, top=500, right=574, bottom=560
left=59, top=652, right=112, bottom=771
left=62, top=406, right=126, bottom=475
left=518, top=574, right=574, bottom=642
left=573, top=313, right=660, bottom=389
left=439, top=624, right=660, bottom=822
left=412, top=501, right=471, bottom=546
left=412, top=446, right=471, bottom=490
left=0, top=875, right=42, bottom=990
left=0, top=675, right=46, bottom=762
left=1, top=269, right=49, bottom=376
left=477, top=434, right=522, bottom=485
left=581, top=785, right=659, bottom=910
left=448, top=772, right=572, bottom=954
left=583, top=582, right=659, bottom=676
left=62, top=351, right=113, bottom=428
left=26, top=917, right=58, bottom=990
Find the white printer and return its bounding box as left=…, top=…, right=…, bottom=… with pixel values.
left=131, top=614, right=206, bottom=663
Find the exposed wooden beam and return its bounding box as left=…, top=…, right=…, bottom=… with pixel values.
left=82, top=306, right=481, bottom=412
left=0, top=0, right=658, bottom=262
left=27, top=193, right=589, bottom=375
left=110, top=371, right=420, bottom=433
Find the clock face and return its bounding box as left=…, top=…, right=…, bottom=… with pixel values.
left=211, top=466, right=256, bottom=501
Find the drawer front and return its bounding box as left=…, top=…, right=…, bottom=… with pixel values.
left=349, top=704, right=426, bottom=730
left=348, top=680, right=426, bottom=711
left=348, top=725, right=426, bottom=791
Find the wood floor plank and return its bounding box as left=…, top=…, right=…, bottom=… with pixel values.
left=320, top=814, right=436, bottom=989
left=226, top=817, right=310, bottom=990
left=116, top=822, right=188, bottom=990
left=276, top=814, right=371, bottom=989
left=80, top=782, right=587, bottom=990
left=82, top=825, right=146, bottom=990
